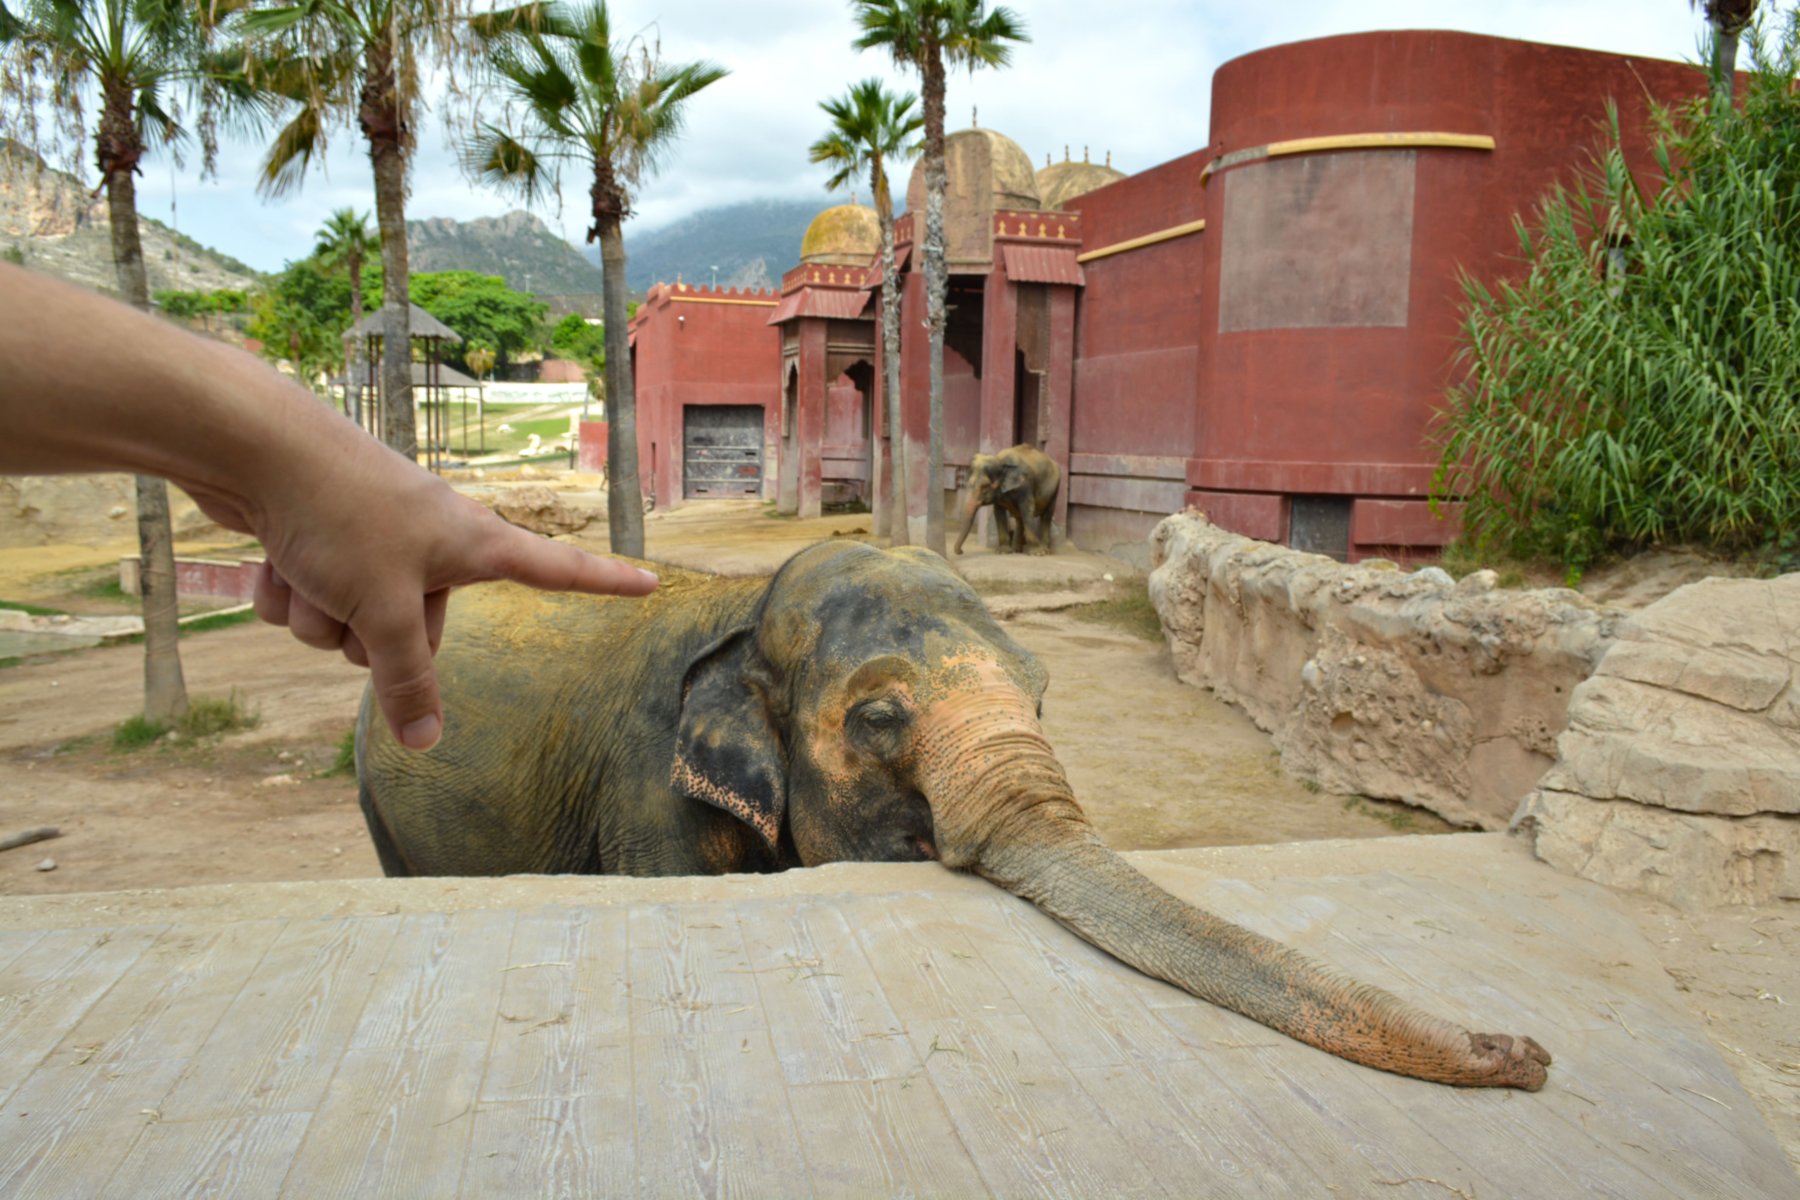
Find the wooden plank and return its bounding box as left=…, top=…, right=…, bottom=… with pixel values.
left=981, top=893, right=1195, bottom=1072
left=905, top=1011, right=1162, bottom=1198
left=0, top=921, right=289, bottom=1196
left=736, top=896, right=916, bottom=1085
left=786, top=1079, right=982, bottom=1199
left=158, top=914, right=398, bottom=1121
left=630, top=1025, right=812, bottom=1200
left=627, top=902, right=765, bottom=1038
left=479, top=907, right=629, bottom=1104
left=350, top=909, right=518, bottom=1050
left=278, top=1039, right=487, bottom=1198
left=0, top=1060, right=187, bottom=1199
left=0, top=929, right=47, bottom=975
left=101, top=1112, right=312, bottom=1199
left=0, top=925, right=163, bottom=1107
left=460, top=1096, right=635, bottom=1199
left=1072, top=1060, right=1333, bottom=1199
left=841, top=893, right=1026, bottom=1024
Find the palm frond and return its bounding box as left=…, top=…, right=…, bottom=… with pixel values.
left=257, top=101, right=324, bottom=198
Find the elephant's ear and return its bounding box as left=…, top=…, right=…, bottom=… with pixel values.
left=999, top=462, right=1027, bottom=492
left=672, top=628, right=786, bottom=854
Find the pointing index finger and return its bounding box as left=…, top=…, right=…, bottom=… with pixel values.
left=485, top=522, right=658, bottom=597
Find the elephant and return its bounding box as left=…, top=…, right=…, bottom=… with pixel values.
left=954, top=444, right=1059, bottom=556
left=356, top=540, right=1550, bottom=1090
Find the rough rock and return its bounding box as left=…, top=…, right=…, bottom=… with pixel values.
left=488, top=484, right=594, bottom=536
left=1515, top=575, right=1800, bottom=908
left=1148, top=511, right=1617, bottom=828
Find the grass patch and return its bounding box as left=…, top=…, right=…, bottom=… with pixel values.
left=1066, top=576, right=1163, bottom=642
left=0, top=598, right=69, bottom=617
left=112, top=714, right=167, bottom=750
left=177, top=692, right=260, bottom=739
left=181, top=608, right=260, bottom=636
left=111, top=691, right=260, bottom=751
left=76, top=574, right=129, bottom=603
left=1343, top=795, right=1419, bottom=832
left=322, top=728, right=358, bottom=778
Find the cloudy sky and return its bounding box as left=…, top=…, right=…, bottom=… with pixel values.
left=132, top=0, right=1714, bottom=273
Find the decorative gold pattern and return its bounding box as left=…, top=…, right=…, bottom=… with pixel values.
left=1076, top=218, right=1208, bottom=263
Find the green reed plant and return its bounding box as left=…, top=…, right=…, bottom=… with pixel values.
left=1434, top=8, right=1800, bottom=572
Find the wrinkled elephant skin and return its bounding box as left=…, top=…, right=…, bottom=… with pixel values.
left=357, top=542, right=1551, bottom=1090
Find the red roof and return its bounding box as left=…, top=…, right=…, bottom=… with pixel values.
left=767, top=288, right=873, bottom=325
left=1001, top=244, right=1085, bottom=286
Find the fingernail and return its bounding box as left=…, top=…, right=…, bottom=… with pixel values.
left=400, top=713, right=441, bottom=751
left=637, top=568, right=659, bottom=586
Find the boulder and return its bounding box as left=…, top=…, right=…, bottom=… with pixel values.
left=488, top=484, right=594, bottom=536
left=1515, top=575, right=1800, bottom=908
left=1148, top=511, right=1616, bottom=828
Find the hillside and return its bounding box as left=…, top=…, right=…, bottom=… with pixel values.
left=611, top=197, right=837, bottom=292
left=407, top=210, right=602, bottom=296
left=1, top=146, right=262, bottom=295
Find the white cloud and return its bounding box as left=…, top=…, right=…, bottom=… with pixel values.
left=149, top=0, right=1714, bottom=273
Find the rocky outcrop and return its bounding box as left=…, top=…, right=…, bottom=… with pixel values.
left=1147, top=511, right=1617, bottom=829
left=1514, top=575, right=1800, bottom=908
left=487, top=484, right=597, bottom=536
left=0, top=475, right=217, bottom=549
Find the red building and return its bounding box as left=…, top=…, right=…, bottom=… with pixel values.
left=623, top=30, right=1709, bottom=562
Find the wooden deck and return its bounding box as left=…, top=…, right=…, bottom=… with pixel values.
left=0, top=834, right=1791, bottom=1198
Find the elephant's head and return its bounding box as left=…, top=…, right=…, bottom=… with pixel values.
left=955, top=454, right=1023, bottom=553
left=671, top=541, right=1551, bottom=1090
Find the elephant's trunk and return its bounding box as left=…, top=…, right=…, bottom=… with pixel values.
left=910, top=679, right=1551, bottom=1091
left=952, top=488, right=982, bottom=555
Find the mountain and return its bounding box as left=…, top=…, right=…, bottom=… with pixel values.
left=1, top=143, right=262, bottom=296
left=407, top=210, right=603, bottom=296
left=607, top=197, right=837, bottom=292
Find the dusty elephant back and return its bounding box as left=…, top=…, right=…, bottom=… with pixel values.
left=356, top=564, right=764, bottom=876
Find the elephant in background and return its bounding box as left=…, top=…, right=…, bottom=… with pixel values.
left=954, top=444, right=1060, bottom=556
left=356, top=541, right=1550, bottom=1091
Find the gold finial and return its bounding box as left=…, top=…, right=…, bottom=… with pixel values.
left=1106, top=150, right=1112, bottom=168
left=1045, top=152, right=1050, bottom=167
left=1083, top=145, right=1090, bottom=163
left=1063, top=144, right=1070, bottom=162
left=972, top=105, right=978, bottom=128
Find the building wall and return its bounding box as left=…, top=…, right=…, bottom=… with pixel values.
left=1063, top=148, right=1210, bottom=557
left=627, top=283, right=781, bottom=507
left=1190, top=30, right=1707, bottom=560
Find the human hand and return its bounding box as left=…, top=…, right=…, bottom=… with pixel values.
left=192, top=428, right=655, bottom=752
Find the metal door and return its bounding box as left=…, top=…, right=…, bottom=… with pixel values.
left=683, top=405, right=763, bottom=499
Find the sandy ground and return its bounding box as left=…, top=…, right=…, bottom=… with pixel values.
left=0, top=493, right=1794, bottom=1168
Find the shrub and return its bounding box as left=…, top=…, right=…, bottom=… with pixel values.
left=1434, top=10, right=1800, bottom=571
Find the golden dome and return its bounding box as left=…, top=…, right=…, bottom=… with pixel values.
left=906, top=128, right=1042, bottom=215
left=799, top=203, right=879, bottom=265
left=1036, top=152, right=1126, bottom=211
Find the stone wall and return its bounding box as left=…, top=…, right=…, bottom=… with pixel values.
left=1147, top=511, right=1616, bottom=829
left=1513, top=575, right=1800, bottom=908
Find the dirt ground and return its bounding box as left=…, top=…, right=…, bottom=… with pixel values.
left=0, top=493, right=1795, bottom=1168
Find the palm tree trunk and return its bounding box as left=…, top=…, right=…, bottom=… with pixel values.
left=876, top=176, right=907, bottom=545
left=346, top=249, right=366, bottom=425
left=100, top=80, right=187, bottom=724
left=921, top=48, right=948, bottom=556
left=595, top=172, right=644, bottom=558
left=1711, top=23, right=1742, bottom=109
left=363, top=51, right=415, bottom=458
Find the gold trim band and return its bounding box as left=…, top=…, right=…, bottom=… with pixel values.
left=1200, top=132, right=1495, bottom=185
left=1075, top=219, right=1207, bottom=264
left=670, top=295, right=779, bottom=307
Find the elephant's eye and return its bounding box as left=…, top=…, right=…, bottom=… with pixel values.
left=853, top=700, right=907, bottom=729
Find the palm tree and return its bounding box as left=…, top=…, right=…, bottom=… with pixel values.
left=227, top=0, right=474, bottom=460
left=1692, top=0, right=1759, bottom=107
left=467, top=0, right=726, bottom=558
left=810, top=79, right=922, bottom=545
left=314, top=206, right=375, bottom=421
left=853, top=0, right=1027, bottom=556
left=0, top=0, right=233, bottom=724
